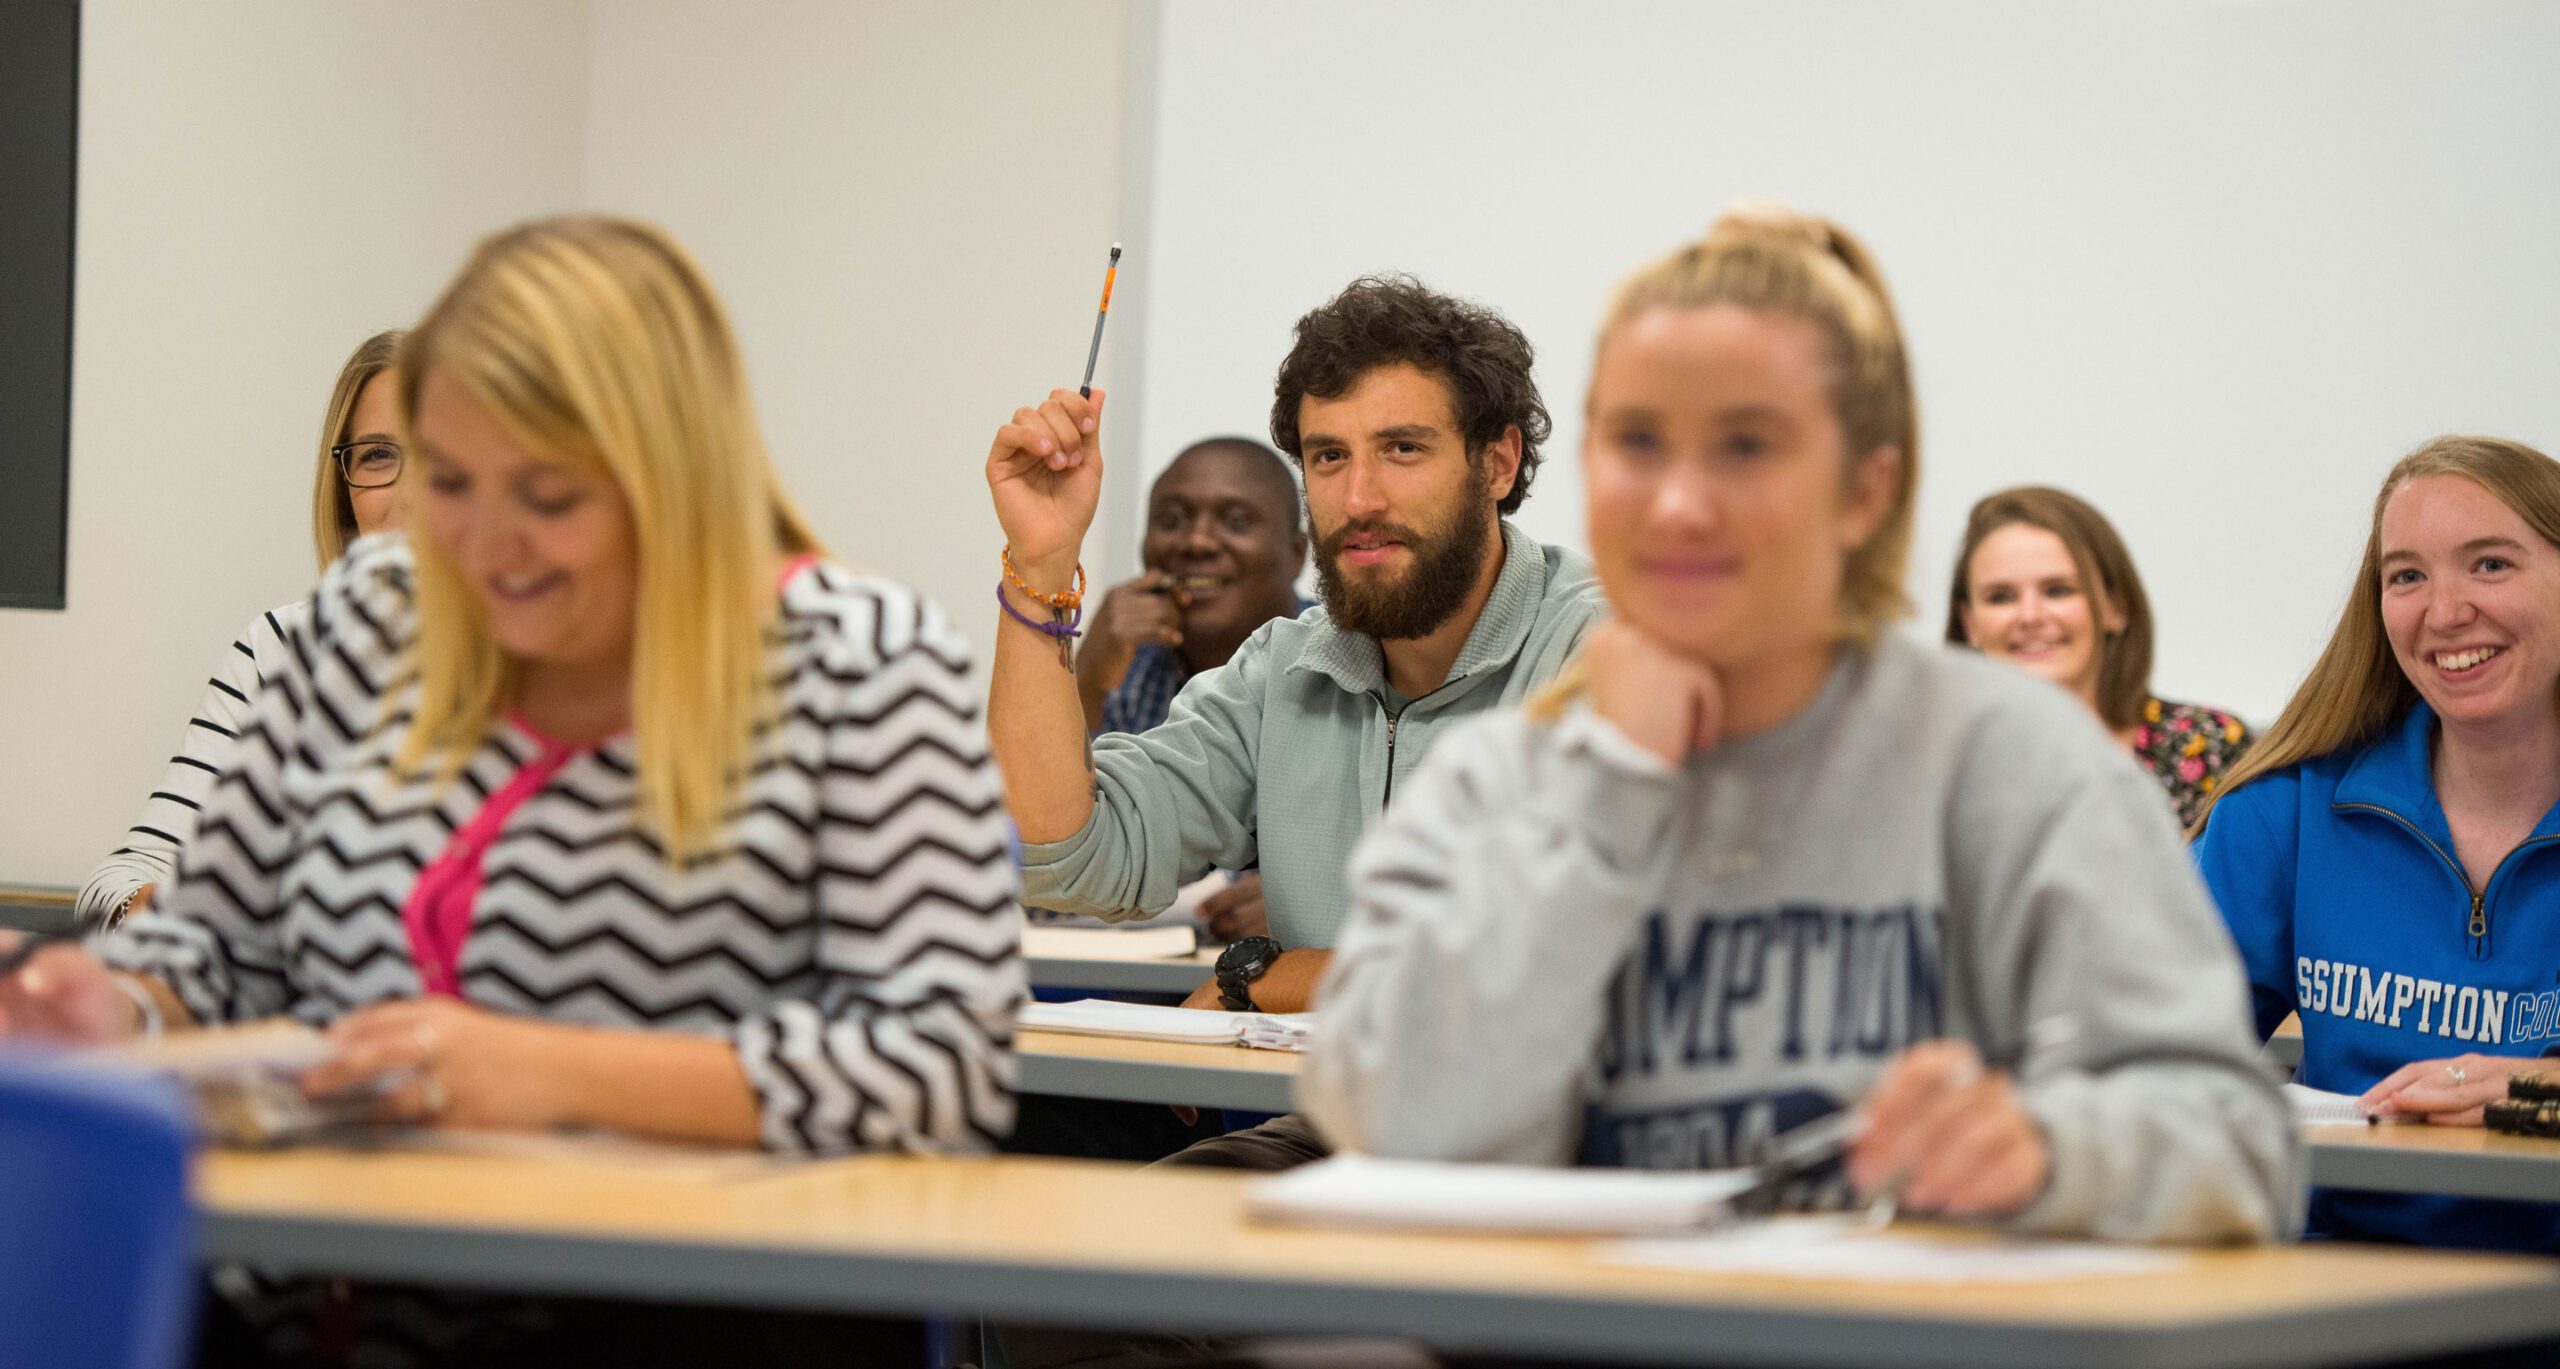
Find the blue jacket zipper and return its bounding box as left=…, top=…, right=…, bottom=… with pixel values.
left=2335, top=802, right=2560, bottom=960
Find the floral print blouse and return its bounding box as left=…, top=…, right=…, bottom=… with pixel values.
left=2132, top=697, right=2251, bottom=829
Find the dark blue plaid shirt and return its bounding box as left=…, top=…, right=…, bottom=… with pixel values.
left=1098, top=596, right=1311, bottom=737
left=1098, top=644, right=1190, bottom=737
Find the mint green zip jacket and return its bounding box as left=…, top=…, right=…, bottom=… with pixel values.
left=1020, top=524, right=1605, bottom=950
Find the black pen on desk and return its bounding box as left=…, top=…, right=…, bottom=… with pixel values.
left=1079, top=242, right=1122, bottom=400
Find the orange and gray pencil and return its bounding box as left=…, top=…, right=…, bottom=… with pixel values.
left=1079, top=242, right=1122, bottom=399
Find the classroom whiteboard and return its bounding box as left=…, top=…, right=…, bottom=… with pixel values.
left=1128, top=0, right=2560, bottom=722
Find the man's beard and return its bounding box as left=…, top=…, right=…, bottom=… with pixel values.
left=1314, top=459, right=1498, bottom=642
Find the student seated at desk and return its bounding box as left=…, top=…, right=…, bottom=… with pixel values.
left=986, top=274, right=1604, bottom=1170
left=0, top=215, right=1021, bottom=1367
left=1303, top=206, right=2297, bottom=1244
left=1077, top=435, right=1310, bottom=945
left=2197, top=436, right=2560, bottom=1253
left=75, top=330, right=407, bottom=929
left=1946, top=485, right=2251, bottom=829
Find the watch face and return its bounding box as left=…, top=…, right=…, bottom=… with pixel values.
left=1217, top=936, right=1281, bottom=979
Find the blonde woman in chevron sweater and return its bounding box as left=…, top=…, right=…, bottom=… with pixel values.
left=0, top=217, right=1022, bottom=1366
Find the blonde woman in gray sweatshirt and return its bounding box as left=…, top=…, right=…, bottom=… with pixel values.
left=1301, top=208, right=2299, bottom=1244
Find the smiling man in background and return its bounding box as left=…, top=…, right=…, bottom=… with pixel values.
left=1077, top=437, right=1309, bottom=739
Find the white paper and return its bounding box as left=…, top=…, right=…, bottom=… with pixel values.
left=2284, top=1081, right=2375, bottom=1126
left=1018, top=998, right=1313, bottom=1050
left=1609, top=1216, right=2186, bottom=1283
left=1247, top=1153, right=1760, bottom=1235
left=81, top=1019, right=334, bottom=1081
left=1020, top=922, right=1202, bottom=961
left=1237, top=1016, right=1312, bottom=1052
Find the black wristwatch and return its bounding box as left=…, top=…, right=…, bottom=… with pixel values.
left=1213, top=936, right=1284, bottom=1013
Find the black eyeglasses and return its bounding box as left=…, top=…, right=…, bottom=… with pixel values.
left=332, top=439, right=404, bottom=489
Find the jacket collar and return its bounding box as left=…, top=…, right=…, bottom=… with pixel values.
left=2335, top=701, right=2560, bottom=845
left=1287, top=522, right=1549, bottom=699
left=2334, top=703, right=2453, bottom=846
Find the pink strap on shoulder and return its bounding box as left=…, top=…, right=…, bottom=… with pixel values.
left=399, top=737, right=582, bottom=997
left=402, top=564, right=811, bottom=996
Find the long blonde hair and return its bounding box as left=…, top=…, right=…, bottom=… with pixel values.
left=2197, top=435, right=2560, bottom=833
left=1533, top=204, right=1917, bottom=718
left=310, top=330, right=405, bottom=569
left=393, top=215, right=822, bottom=860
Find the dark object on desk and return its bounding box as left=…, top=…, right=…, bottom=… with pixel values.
left=1730, top=1108, right=1860, bottom=1216
left=2485, top=1098, right=2560, bottom=1139
left=2506, top=1072, right=2560, bottom=1104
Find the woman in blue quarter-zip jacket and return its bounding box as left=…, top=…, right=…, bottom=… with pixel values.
left=2197, top=434, right=2560, bottom=1253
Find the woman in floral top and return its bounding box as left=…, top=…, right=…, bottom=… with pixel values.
left=1947, top=486, right=2250, bottom=828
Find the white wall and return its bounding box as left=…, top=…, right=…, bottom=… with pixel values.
left=0, top=1, right=591, bottom=887
left=16, top=2, right=2558, bottom=887
left=579, top=0, right=1133, bottom=640
left=0, top=0, right=1136, bottom=890
left=1135, top=0, right=2560, bottom=723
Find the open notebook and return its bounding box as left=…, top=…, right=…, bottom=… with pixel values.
left=2285, top=1081, right=2377, bottom=1126
left=1247, top=1153, right=1761, bottom=1234
left=1017, top=999, right=1313, bottom=1052
left=81, top=1020, right=362, bottom=1146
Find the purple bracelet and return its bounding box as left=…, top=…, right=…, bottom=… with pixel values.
left=998, top=583, right=1081, bottom=643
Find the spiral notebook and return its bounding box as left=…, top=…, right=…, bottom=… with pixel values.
left=2284, top=1082, right=2376, bottom=1126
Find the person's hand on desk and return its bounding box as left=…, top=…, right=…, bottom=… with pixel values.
left=1200, top=872, right=1269, bottom=943
left=1179, top=947, right=1328, bottom=1015
left=304, top=997, right=581, bottom=1131
left=0, top=936, right=163, bottom=1044
left=1171, top=947, right=1328, bottom=1123
left=1848, top=1040, right=2051, bottom=1220
left=2360, top=1053, right=2539, bottom=1126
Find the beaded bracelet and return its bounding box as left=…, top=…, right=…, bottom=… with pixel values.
left=1001, top=545, right=1086, bottom=612
left=999, top=583, right=1082, bottom=669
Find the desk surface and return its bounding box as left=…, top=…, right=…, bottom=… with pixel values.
left=0, top=885, right=75, bottom=935
left=1017, top=1028, right=1298, bottom=1113
left=1026, top=946, right=1219, bottom=996
left=1018, top=1037, right=2560, bottom=1207
left=2307, top=1120, right=2560, bottom=1203
left=2267, top=1015, right=2303, bottom=1070
left=196, top=1144, right=2560, bottom=1369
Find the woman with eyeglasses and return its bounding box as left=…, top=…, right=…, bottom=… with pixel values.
left=74, top=331, right=409, bottom=928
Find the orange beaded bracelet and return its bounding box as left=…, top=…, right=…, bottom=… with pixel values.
left=1001, top=545, right=1086, bottom=612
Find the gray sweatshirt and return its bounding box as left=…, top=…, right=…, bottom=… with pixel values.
left=1301, top=633, right=2301, bottom=1244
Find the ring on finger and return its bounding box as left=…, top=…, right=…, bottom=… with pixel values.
left=416, top=1067, right=449, bottom=1119
left=2446, top=1064, right=2468, bottom=1087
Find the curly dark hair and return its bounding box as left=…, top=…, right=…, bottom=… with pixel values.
left=1269, top=274, right=1550, bottom=517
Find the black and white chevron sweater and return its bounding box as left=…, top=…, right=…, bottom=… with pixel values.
left=78, top=601, right=307, bottom=928
left=98, top=534, right=1025, bottom=1155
